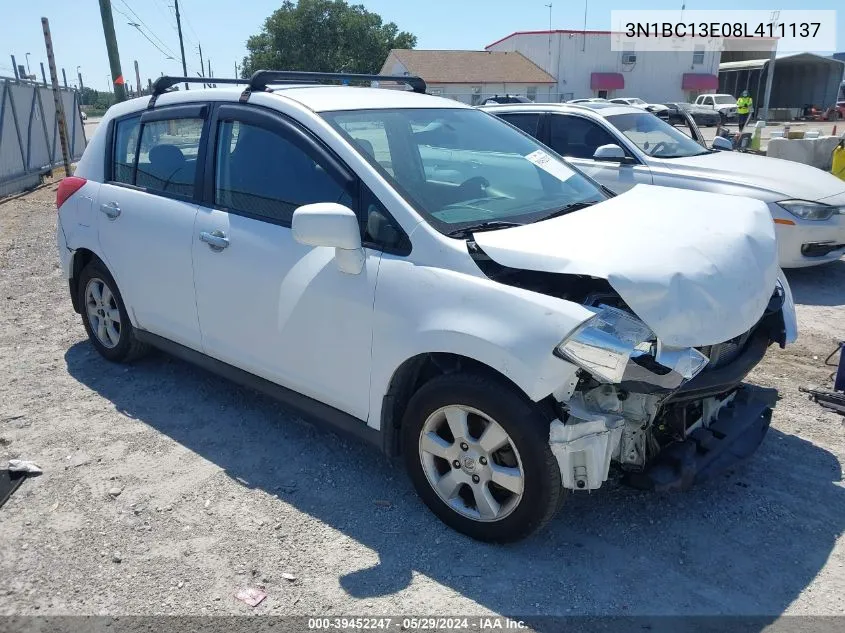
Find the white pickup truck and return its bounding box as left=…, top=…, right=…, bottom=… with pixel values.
left=694, top=93, right=738, bottom=121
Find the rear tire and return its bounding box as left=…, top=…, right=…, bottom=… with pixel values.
left=402, top=372, right=562, bottom=542
left=77, top=260, right=149, bottom=363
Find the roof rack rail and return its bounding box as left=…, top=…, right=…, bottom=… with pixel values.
left=148, top=76, right=248, bottom=107
left=239, top=70, right=426, bottom=102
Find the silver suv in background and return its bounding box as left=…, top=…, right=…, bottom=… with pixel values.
left=483, top=102, right=845, bottom=268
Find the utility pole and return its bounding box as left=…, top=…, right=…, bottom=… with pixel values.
left=98, top=0, right=127, bottom=102
left=207, top=59, right=212, bottom=79
left=134, top=59, right=141, bottom=94
left=760, top=10, right=779, bottom=121
left=197, top=42, right=205, bottom=88
left=40, top=62, right=47, bottom=84
left=41, top=17, right=72, bottom=176
left=77, top=67, right=84, bottom=104
left=235, top=61, right=239, bottom=79
left=174, top=0, right=189, bottom=90
left=11, top=55, right=19, bottom=80
left=61, top=68, right=68, bottom=87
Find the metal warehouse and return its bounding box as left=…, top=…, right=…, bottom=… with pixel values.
left=718, top=53, right=845, bottom=117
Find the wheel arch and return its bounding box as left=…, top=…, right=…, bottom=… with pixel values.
left=69, top=248, right=103, bottom=313
left=379, top=352, right=557, bottom=457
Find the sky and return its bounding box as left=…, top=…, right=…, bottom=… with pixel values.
left=1, top=0, right=841, bottom=93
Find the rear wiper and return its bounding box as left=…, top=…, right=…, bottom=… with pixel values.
left=538, top=200, right=599, bottom=221
left=446, top=220, right=524, bottom=239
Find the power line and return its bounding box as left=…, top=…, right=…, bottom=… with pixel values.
left=127, top=21, right=177, bottom=61
left=116, top=0, right=179, bottom=59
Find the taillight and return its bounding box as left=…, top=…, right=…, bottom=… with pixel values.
left=56, top=176, right=87, bottom=210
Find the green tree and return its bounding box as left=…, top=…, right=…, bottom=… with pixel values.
left=241, top=0, right=416, bottom=77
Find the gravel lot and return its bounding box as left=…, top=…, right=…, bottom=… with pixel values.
left=1, top=184, right=844, bottom=625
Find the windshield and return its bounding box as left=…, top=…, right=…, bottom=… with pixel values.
left=606, top=112, right=711, bottom=158
left=714, top=96, right=736, bottom=104
left=322, top=108, right=605, bottom=234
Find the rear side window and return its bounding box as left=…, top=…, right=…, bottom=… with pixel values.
left=112, top=116, right=141, bottom=184
left=549, top=115, right=621, bottom=159
left=135, top=118, right=203, bottom=197
left=214, top=120, right=352, bottom=225
left=498, top=113, right=540, bottom=137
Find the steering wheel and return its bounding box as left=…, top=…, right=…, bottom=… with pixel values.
left=646, top=141, right=669, bottom=156
left=456, top=176, right=490, bottom=199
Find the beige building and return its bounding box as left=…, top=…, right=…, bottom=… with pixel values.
left=379, top=49, right=556, bottom=104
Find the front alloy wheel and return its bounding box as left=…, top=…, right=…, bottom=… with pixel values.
left=419, top=405, right=524, bottom=522
left=403, top=372, right=563, bottom=542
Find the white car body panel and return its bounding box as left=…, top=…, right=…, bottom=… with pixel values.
left=192, top=207, right=381, bottom=422
left=97, top=184, right=202, bottom=349
left=474, top=185, right=779, bottom=348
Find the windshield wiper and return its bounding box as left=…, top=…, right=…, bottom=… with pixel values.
left=537, top=200, right=599, bottom=222
left=446, top=220, right=524, bottom=239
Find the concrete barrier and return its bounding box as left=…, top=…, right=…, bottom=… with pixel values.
left=767, top=136, right=844, bottom=171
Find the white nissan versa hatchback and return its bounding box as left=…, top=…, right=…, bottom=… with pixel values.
left=56, top=72, right=797, bottom=542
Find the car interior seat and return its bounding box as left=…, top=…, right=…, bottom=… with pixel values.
left=140, top=144, right=187, bottom=192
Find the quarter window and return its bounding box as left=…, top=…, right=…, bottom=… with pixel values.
left=111, top=115, right=141, bottom=184
left=136, top=118, right=203, bottom=197
left=213, top=120, right=352, bottom=225
left=549, top=115, right=621, bottom=159
left=692, top=46, right=705, bottom=65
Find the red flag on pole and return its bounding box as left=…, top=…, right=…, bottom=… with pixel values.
left=114, top=75, right=125, bottom=85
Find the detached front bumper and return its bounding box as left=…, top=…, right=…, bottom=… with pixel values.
left=625, top=385, right=778, bottom=491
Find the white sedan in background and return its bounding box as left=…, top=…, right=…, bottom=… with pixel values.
left=484, top=102, right=845, bottom=268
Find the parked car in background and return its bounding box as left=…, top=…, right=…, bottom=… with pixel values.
left=483, top=94, right=532, bottom=104
left=567, top=98, right=609, bottom=104
left=485, top=101, right=845, bottom=268
left=664, top=102, right=721, bottom=127
left=608, top=97, right=669, bottom=119
left=57, top=71, right=796, bottom=542
left=79, top=110, right=88, bottom=121
left=826, top=102, right=845, bottom=121
left=693, top=94, right=738, bottom=122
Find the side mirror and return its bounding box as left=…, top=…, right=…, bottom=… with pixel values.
left=593, top=144, right=627, bottom=161
left=292, top=203, right=364, bottom=274
left=711, top=136, right=733, bottom=151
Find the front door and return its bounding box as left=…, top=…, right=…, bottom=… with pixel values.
left=547, top=113, right=652, bottom=193
left=97, top=106, right=207, bottom=349
left=191, top=104, right=379, bottom=421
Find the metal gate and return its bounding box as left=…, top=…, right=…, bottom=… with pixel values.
left=0, top=76, right=87, bottom=197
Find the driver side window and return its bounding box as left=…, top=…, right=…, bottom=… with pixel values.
left=549, top=115, right=624, bottom=160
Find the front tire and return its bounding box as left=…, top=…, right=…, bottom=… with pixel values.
left=402, top=373, right=563, bottom=542
left=77, top=260, right=149, bottom=363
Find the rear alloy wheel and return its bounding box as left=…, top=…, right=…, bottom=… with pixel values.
left=403, top=373, right=562, bottom=542
left=85, top=277, right=122, bottom=349
left=77, top=260, right=149, bottom=363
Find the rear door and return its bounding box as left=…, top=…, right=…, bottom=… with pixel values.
left=191, top=104, right=381, bottom=420
left=97, top=105, right=208, bottom=349
left=546, top=113, right=652, bottom=193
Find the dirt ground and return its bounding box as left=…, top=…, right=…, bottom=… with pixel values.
left=1, top=184, right=844, bottom=625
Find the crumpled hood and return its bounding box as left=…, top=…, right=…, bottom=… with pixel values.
left=474, top=185, right=779, bottom=348
left=665, top=151, right=845, bottom=202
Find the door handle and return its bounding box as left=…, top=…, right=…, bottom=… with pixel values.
left=199, top=230, right=230, bottom=251
left=99, top=202, right=121, bottom=220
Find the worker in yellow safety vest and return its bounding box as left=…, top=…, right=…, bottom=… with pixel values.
left=737, top=90, right=753, bottom=132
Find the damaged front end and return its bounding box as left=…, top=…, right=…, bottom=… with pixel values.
left=546, top=283, right=791, bottom=492
left=469, top=241, right=794, bottom=493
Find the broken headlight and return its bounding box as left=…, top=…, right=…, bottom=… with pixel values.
left=555, top=306, right=708, bottom=388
